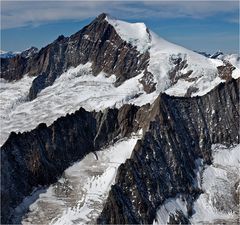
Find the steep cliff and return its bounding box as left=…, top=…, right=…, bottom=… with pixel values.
left=97, top=78, right=239, bottom=224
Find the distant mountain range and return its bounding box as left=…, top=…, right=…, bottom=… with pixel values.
left=195, top=50, right=239, bottom=66
left=0, top=47, right=38, bottom=59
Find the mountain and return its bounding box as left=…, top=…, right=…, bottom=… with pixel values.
left=1, top=14, right=239, bottom=100
left=0, top=13, right=239, bottom=224
left=195, top=50, right=239, bottom=68
left=210, top=50, right=224, bottom=59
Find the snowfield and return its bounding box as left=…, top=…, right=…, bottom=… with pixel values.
left=21, top=135, right=140, bottom=225
left=149, top=31, right=239, bottom=97
left=0, top=18, right=239, bottom=147
left=153, top=144, right=240, bottom=224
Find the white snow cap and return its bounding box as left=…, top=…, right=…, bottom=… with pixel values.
left=105, top=15, right=151, bottom=53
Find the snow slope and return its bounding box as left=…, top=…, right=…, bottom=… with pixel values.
left=1, top=18, right=239, bottom=146
left=21, top=135, right=140, bottom=225
left=223, top=54, right=240, bottom=69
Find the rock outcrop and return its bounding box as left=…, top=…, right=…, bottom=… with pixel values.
left=0, top=13, right=150, bottom=100
left=97, top=78, right=239, bottom=224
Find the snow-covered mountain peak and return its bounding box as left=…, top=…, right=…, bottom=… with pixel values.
left=104, top=16, right=239, bottom=97
left=0, top=14, right=239, bottom=146
left=105, top=16, right=151, bottom=53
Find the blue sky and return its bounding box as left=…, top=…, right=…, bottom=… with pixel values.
left=1, top=1, right=239, bottom=54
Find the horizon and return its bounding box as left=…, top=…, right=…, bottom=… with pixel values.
left=1, top=1, right=239, bottom=54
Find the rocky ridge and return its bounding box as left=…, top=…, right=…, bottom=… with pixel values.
left=97, top=78, right=239, bottom=224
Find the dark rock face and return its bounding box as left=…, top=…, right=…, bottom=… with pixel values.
left=97, top=78, right=239, bottom=224
left=217, top=62, right=236, bottom=81
left=0, top=104, right=143, bottom=224
left=168, top=56, right=193, bottom=85
left=1, top=56, right=27, bottom=81
left=139, top=71, right=156, bottom=93
left=1, top=13, right=150, bottom=100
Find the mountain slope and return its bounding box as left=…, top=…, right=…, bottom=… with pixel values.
left=1, top=78, right=239, bottom=224
left=97, top=78, right=239, bottom=224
